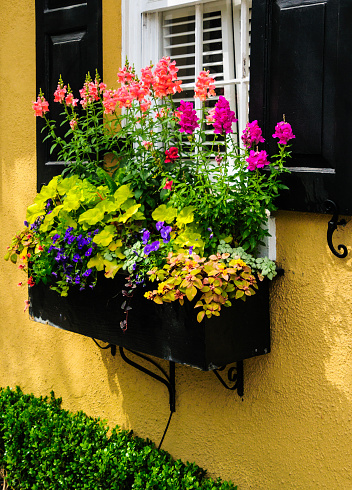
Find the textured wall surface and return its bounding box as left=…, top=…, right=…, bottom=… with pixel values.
left=1, top=2, right=352, bottom=489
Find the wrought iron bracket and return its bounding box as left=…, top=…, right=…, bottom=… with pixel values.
left=92, top=338, right=116, bottom=356
left=119, top=347, right=176, bottom=413
left=213, top=361, right=244, bottom=397
left=325, top=200, right=348, bottom=258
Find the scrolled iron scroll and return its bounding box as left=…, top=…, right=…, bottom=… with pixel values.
left=325, top=200, right=347, bottom=258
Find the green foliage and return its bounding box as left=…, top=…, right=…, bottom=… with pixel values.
left=0, top=387, right=237, bottom=490
left=145, top=252, right=257, bottom=322
left=6, top=59, right=294, bottom=316
left=217, top=241, right=278, bottom=280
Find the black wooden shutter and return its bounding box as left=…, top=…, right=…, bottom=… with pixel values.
left=36, top=0, right=102, bottom=191
left=250, top=0, right=352, bottom=214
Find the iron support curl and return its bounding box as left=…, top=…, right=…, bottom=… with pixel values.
left=325, top=200, right=347, bottom=258
left=213, top=361, right=244, bottom=397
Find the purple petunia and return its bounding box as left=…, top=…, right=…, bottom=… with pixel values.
left=85, top=248, right=93, bottom=257
left=160, top=225, right=172, bottom=244
left=83, top=269, right=92, bottom=277
left=144, top=240, right=160, bottom=256
left=156, top=221, right=165, bottom=231
left=178, top=100, right=199, bottom=135
left=72, top=253, right=81, bottom=263
left=142, top=229, right=150, bottom=245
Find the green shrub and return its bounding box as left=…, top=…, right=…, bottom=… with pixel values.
left=0, top=387, right=236, bottom=489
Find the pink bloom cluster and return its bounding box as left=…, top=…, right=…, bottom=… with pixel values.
left=272, top=121, right=295, bottom=145
left=153, top=57, right=182, bottom=98
left=103, top=58, right=182, bottom=115
left=79, top=79, right=106, bottom=109
left=212, top=96, right=237, bottom=134
left=163, top=179, right=173, bottom=190
left=178, top=100, right=199, bottom=134
left=32, top=96, right=49, bottom=117
left=54, top=83, right=67, bottom=103
left=194, top=71, right=216, bottom=101
left=246, top=150, right=270, bottom=171
left=165, top=147, right=179, bottom=163
left=241, top=120, right=265, bottom=148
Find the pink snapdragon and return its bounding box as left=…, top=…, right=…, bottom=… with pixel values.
left=65, top=93, right=79, bottom=107
left=142, top=141, right=152, bottom=150
left=194, top=70, right=216, bottom=101
left=163, top=179, right=173, bottom=190
left=33, top=96, right=49, bottom=117
left=117, top=65, right=135, bottom=85
left=54, top=83, right=67, bottom=103
left=69, top=119, right=77, bottom=130
left=272, top=121, right=295, bottom=145
left=241, top=120, right=265, bottom=148
left=153, top=57, right=182, bottom=98
left=79, top=79, right=101, bottom=108
left=212, top=96, right=237, bottom=134
left=246, top=150, right=270, bottom=171
left=178, top=100, right=199, bottom=134
left=102, top=89, right=119, bottom=114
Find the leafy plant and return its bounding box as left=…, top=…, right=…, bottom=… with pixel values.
left=0, top=387, right=237, bottom=490
left=145, top=252, right=257, bottom=322
left=5, top=56, right=295, bottom=320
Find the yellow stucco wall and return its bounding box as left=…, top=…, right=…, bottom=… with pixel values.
left=1, top=2, right=352, bottom=489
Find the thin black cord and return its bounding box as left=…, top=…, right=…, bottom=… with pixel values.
left=158, top=411, right=173, bottom=450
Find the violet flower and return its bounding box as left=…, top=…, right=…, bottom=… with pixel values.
left=144, top=240, right=160, bottom=256
left=142, top=229, right=150, bottom=245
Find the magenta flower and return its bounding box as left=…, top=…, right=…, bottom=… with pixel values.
left=165, top=147, right=179, bottom=163
left=272, top=121, right=295, bottom=145
left=246, top=150, right=270, bottom=171
left=178, top=100, right=199, bottom=134
left=163, top=179, right=173, bottom=190
left=241, top=120, right=265, bottom=149
left=212, top=96, right=237, bottom=134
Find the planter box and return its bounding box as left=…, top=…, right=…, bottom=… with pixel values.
left=29, top=274, right=271, bottom=370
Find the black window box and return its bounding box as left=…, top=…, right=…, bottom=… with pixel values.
left=29, top=274, right=271, bottom=371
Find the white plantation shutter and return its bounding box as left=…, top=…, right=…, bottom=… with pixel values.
left=161, top=0, right=251, bottom=133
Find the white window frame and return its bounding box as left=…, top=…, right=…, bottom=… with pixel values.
left=121, top=0, right=251, bottom=133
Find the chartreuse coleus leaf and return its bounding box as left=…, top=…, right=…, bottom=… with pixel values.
left=56, top=175, right=81, bottom=195
left=176, top=206, right=195, bottom=227
left=93, top=225, right=116, bottom=247
left=40, top=205, right=64, bottom=232
left=103, top=259, right=121, bottom=278
left=34, top=175, right=61, bottom=203
left=173, top=230, right=204, bottom=253
left=152, top=205, right=177, bottom=223
left=78, top=207, right=105, bottom=226
left=118, top=204, right=141, bottom=223
left=26, top=202, right=45, bottom=224
left=114, top=184, right=134, bottom=208
left=87, top=253, right=105, bottom=271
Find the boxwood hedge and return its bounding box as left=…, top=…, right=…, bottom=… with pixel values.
left=0, top=387, right=236, bottom=489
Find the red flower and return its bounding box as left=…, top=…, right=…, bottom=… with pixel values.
left=165, top=147, right=179, bottom=163
left=163, top=179, right=173, bottom=190
left=27, top=276, right=35, bottom=287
